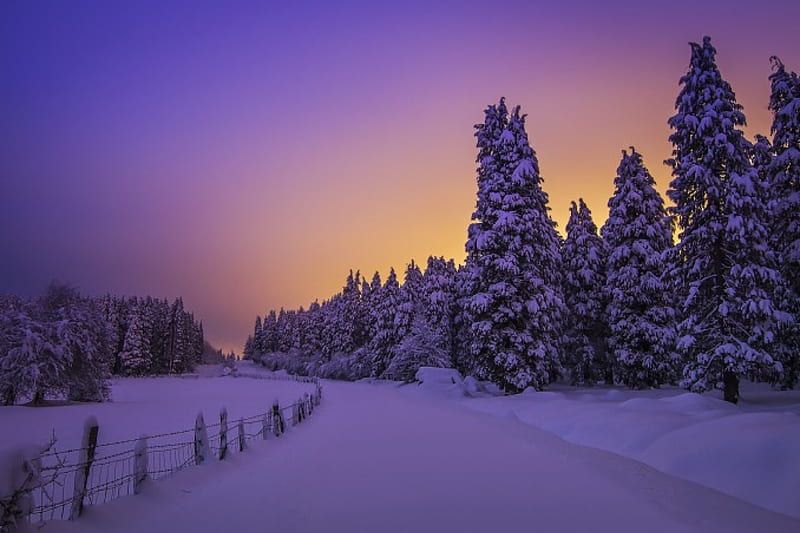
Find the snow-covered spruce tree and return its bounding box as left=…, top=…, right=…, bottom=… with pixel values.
left=347, top=272, right=383, bottom=379
left=0, top=297, right=52, bottom=405
left=766, top=57, right=800, bottom=296
left=246, top=316, right=262, bottom=361
left=666, top=37, right=790, bottom=403
left=369, top=267, right=402, bottom=378
left=763, top=57, right=800, bottom=388
left=339, top=270, right=365, bottom=355
left=360, top=271, right=382, bottom=343
left=602, top=148, right=677, bottom=388
left=62, top=298, right=111, bottom=402
left=421, top=256, right=458, bottom=367
left=464, top=100, right=564, bottom=392
left=119, top=305, right=152, bottom=375
left=261, top=309, right=278, bottom=354
left=452, top=263, right=476, bottom=377
left=393, top=260, right=424, bottom=348
left=167, top=297, right=190, bottom=374
left=150, top=298, right=172, bottom=374
left=301, top=301, right=323, bottom=360
left=243, top=335, right=256, bottom=362
left=275, top=308, right=296, bottom=354
left=101, top=295, right=124, bottom=371
left=561, top=199, right=608, bottom=385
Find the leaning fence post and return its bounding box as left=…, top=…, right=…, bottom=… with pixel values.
left=261, top=412, right=269, bottom=440
left=69, top=416, right=99, bottom=520
left=238, top=418, right=246, bottom=452
left=4, top=445, right=43, bottom=527
left=194, top=413, right=209, bottom=465
left=219, top=408, right=228, bottom=460
left=272, top=401, right=284, bottom=436
left=133, top=436, right=148, bottom=495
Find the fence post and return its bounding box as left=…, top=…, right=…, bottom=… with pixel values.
left=219, top=408, right=228, bottom=460
left=69, top=416, right=99, bottom=520
left=2, top=446, right=42, bottom=528
left=238, top=419, right=246, bottom=452
left=271, top=401, right=284, bottom=436
left=194, top=413, right=209, bottom=465
left=133, top=436, right=148, bottom=495
left=261, top=412, right=269, bottom=440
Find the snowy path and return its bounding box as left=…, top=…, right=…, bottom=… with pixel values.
left=44, top=381, right=798, bottom=533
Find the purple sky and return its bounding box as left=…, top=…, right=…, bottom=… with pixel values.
left=2, top=0, right=799, bottom=352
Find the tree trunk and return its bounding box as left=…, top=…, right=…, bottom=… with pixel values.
left=723, top=371, right=739, bottom=404
left=2, top=386, right=15, bottom=406
left=32, top=389, right=44, bottom=405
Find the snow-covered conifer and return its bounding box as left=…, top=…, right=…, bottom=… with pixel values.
left=120, top=305, right=152, bottom=375
left=561, top=199, right=608, bottom=385
left=262, top=310, right=278, bottom=354
left=421, top=256, right=458, bottom=366
left=760, top=57, right=800, bottom=388
left=666, top=37, right=790, bottom=402
left=603, top=148, right=676, bottom=388
left=249, top=316, right=263, bottom=360
left=463, top=100, right=564, bottom=392
left=369, top=268, right=401, bottom=377
left=395, top=260, right=424, bottom=344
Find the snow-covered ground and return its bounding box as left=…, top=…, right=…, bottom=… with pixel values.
left=413, top=368, right=800, bottom=519
left=0, top=365, right=316, bottom=457
left=6, top=367, right=795, bottom=533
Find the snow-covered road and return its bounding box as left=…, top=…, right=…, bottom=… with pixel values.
left=43, top=380, right=798, bottom=533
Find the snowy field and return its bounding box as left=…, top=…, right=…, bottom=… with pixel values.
left=2, top=366, right=798, bottom=532
left=0, top=366, right=316, bottom=458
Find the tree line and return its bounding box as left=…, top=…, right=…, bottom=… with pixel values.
left=251, top=37, right=798, bottom=402
left=0, top=283, right=205, bottom=405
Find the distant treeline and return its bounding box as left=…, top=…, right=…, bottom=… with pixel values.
left=0, top=283, right=204, bottom=405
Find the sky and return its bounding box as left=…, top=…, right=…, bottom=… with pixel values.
left=1, top=0, right=799, bottom=353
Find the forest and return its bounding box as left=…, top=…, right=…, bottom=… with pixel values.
left=245, top=38, right=800, bottom=404
left=0, top=283, right=204, bottom=405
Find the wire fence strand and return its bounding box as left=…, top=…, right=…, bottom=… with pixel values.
left=17, top=375, right=322, bottom=527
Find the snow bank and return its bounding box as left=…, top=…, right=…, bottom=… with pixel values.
left=462, top=383, right=800, bottom=518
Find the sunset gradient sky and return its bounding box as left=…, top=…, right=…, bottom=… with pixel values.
left=2, top=0, right=799, bottom=352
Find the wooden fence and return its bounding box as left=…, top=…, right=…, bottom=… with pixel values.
left=1, top=378, right=322, bottom=530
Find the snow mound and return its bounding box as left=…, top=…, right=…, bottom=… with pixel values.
left=464, top=376, right=503, bottom=397
left=415, top=367, right=468, bottom=397
left=414, top=368, right=505, bottom=398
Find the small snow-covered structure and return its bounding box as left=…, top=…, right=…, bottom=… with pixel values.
left=414, top=367, right=505, bottom=398
left=414, top=367, right=466, bottom=397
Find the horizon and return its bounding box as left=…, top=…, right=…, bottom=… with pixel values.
left=2, top=0, right=799, bottom=353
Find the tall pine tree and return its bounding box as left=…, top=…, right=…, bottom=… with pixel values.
left=464, top=100, right=564, bottom=392
left=561, top=199, right=608, bottom=385
left=762, top=57, right=800, bottom=388
left=602, top=148, right=676, bottom=388
left=666, top=37, right=789, bottom=403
